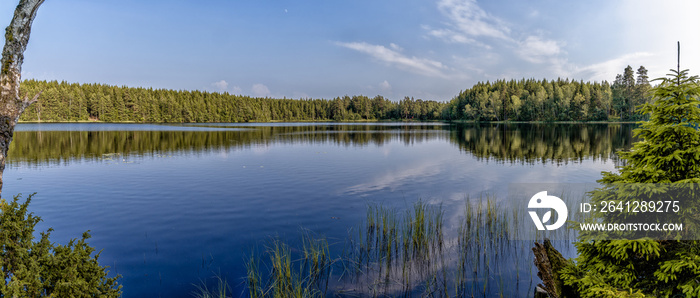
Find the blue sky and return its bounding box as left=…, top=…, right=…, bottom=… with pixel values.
left=1, top=0, right=698, bottom=101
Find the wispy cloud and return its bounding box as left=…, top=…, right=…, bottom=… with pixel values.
left=517, top=36, right=564, bottom=64
left=426, top=0, right=510, bottom=47
left=575, top=52, right=654, bottom=82
left=436, top=0, right=510, bottom=39
left=211, top=80, right=228, bottom=92
left=251, top=83, right=271, bottom=97
left=343, top=162, right=443, bottom=195
left=379, top=80, right=392, bottom=93
left=336, top=41, right=449, bottom=78
left=528, top=9, right=540, bottom=19
left=389, top=43, right=403, bottom=51
left=428, top=0, right=567, bottom=68
left=423, top=26, right=485, bottom=47
left=231, top=86, right=242, bottom=94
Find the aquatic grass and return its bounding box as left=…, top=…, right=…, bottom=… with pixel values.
left=450, top=195, right=538, bottom=297
left=300, top=231, right=331, bottom=296
left=246, top=253, right=263, bottom=298
left=342, top=200, right=449, bottom=296
left=243, top=195, right=574, bottom=297
left=244, top=235, right=332, bottom=298
left=192, top=275, right=232, bottom=298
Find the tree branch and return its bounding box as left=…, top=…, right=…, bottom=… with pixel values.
left=21, top=90, right=41, bottom=110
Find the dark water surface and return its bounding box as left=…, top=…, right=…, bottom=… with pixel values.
left=5, top=123, right=635, bottom=297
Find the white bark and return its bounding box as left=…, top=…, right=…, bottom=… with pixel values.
left=0, top=0, right=44, bottom=196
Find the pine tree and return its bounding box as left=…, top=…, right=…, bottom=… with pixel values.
left=561, top=58, right=700, bottom=297
left=636, top=66, right=650, bottom=86
left=635, top=66, right=652, bottom=118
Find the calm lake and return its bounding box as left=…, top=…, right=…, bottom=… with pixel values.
left=5, top=122, right=635, bottom=297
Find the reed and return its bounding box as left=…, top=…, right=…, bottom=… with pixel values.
left=192, top=275, right=231, bottom=298
left=301, top=231, right=331, bottom=295
left=246, top=253, right=262, bottom=298
left=243, top=235, right=331, bottom=298
left=241, top=196, right=564, bottom=297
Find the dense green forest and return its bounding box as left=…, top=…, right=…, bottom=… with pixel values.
left=444, top=66, right=652, bottom=121
left=18, top=66, right=651, bottom=123
left=19, top=80, right=444, bottom=122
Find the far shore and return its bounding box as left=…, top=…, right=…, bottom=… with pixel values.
left=17, top=119, right=641, bottom=124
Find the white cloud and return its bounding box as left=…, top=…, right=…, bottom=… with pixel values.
left=343, top=162, right=443, bottom=195
left=231, top=86, right=242, bottom=94
left=251, top=83, right=271, bottom=97
left=379, top=80, right=392, bottom=93
left=427, top=0, right=573, bottom=72
left=430, top=0, right=511, bottom=45
left=336, top=41, right=449, bottom=78
left=423, top=26, right=486, bottom=47
left=211, top=80, right=228, bottom=92
left=451, top=55, right=487, bottom=74
left=528, top=9, right=540, bottom=19
left=575, top=52, right=654, bottom=82
left=517, top=36, right=564, bottom=64
left=389, top=43, right=403, bottom=51
left=428, top=0, right=567, bottom=70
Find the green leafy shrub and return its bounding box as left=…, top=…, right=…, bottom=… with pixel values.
left=1, top=194, right=121, bottom=297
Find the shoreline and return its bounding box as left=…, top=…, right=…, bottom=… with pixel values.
left=17, top=119, right=641, bottom=124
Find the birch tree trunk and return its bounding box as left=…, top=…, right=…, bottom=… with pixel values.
left=0, top=0, right=44, bottom=197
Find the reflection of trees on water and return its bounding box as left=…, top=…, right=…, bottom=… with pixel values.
left=450, top=123, right=636, bottom=165
left=8, top=123, right=635, bottom=166
left=7, top=124, right=449, bottom=166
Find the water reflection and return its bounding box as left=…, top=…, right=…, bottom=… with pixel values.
left=5, top=122, right=634, bottom=297
left=9, top=123, right=635, bottom=167
left=451, top=123, right=636, bottom=164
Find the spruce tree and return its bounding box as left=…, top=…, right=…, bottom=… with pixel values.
left=561, top=60, right=700, bottom=296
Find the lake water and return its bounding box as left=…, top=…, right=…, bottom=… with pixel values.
left=4, top=122, right=635, bottom=297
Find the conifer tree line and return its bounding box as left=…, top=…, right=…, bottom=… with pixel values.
left=18, top=80, right=443, bottom=122
left=444, top=65, right=652, bottom=121
left=18, top=65, right=650, bottom=123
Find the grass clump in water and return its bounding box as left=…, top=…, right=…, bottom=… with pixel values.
left=245, top=232, right=332, bottom=298
left=192, top=275, right=231, bottom=298
left=241, top=197, right=547, bottom=297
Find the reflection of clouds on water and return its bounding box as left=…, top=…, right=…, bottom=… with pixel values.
left=251, top=144, right=270, bottom=155
left=443, top=193, right=469, bottom=230
left=343, top=161, right=443, bottom=195
left=381, top=146, right=392, bottom=157
left=509, top=161, right=616, bottom=184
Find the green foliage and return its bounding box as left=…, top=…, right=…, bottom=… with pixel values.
left=445, top=77, right=615, bottom=122
left=444, top=66, right=654, bottom=122
left=18, top=80, right=445, bottom=123
left=18, top=71, right=652, bottom=124
left=0, top=194, right=121, bottom=297
left=561, top=68, right=700, bottom=297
